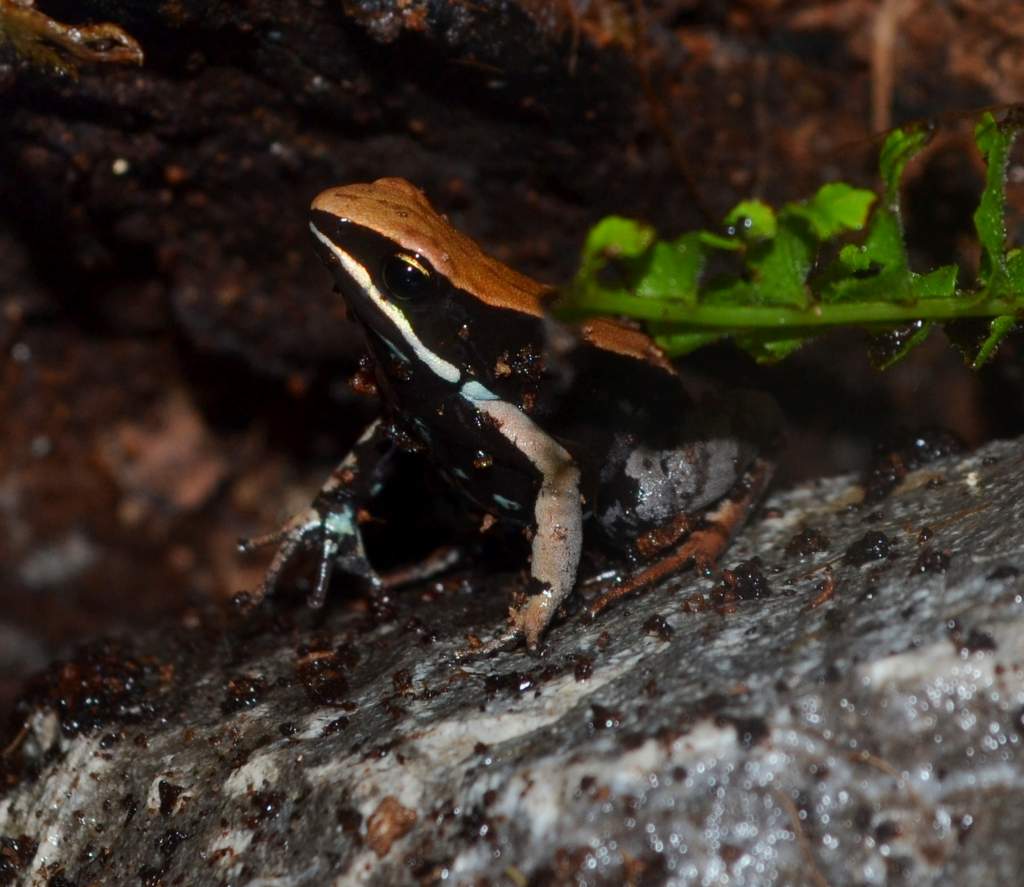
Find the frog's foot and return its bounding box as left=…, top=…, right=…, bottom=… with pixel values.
left=588, top=457, right=774, bottom=617
left=507, top=589, right=558, bottom=651
left=453, top=628, right=521, bottom=661
left=452, top=583, right=560, bottom=659
left=239, top=505, right=379, bottom=609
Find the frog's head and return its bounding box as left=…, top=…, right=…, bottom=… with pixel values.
left=309, top=178, right=549, bottom=386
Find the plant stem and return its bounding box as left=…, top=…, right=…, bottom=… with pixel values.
left=557, top=291, right=1021, bottom=328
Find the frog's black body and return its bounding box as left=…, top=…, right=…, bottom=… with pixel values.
left=390, top=331, right=761, bottom=550
left=312, top=209, right=763, bottom=555
left=521, top=336, right=770, bottom=547
left=247, top=181, right=775, bottom=649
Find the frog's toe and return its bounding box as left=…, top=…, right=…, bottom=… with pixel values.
left=241, top=500, right=382, bottom=608
left=308, top=534, right=339, bottom=609
left=237, top=529, right=281, bottom=555
left=238, top=507, right=321, bottom=554
left=454, top=628, right=521, bottom=660
left=311, top=543, right=381, bottom=608
left=509, top=594, right=556, bottom=651
left=339, top=554, right=382, bottom=588
left=249, top=509, right=322, bottom=601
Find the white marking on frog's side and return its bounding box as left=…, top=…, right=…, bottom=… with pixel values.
left=493, top=494, right=522, bottom=512
left=310, top=223, right=461, bottom=384
left=323, top=511, right=355, bottom=538
left=625, top=439, right=742, bottom=522
left=461, top=380, right=499, bottom=401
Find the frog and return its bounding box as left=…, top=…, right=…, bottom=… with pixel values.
left=242, top=177, right=779, bottom=651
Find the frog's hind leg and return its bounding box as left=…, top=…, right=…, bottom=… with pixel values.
left=588, top=456, right=774, bottom=617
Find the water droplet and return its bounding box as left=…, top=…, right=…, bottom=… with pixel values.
left=473, top=451, right=493, bottom=469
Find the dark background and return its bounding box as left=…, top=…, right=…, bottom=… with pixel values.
left=2, top=0, right=1023, bottom=718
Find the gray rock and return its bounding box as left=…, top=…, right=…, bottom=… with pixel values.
left=2, top=438, right=1023, bottom=886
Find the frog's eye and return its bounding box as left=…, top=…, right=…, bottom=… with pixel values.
left=381, top=252, right=434, bottom=301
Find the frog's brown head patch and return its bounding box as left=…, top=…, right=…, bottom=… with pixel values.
left=312, top=178, right=549, bottom=317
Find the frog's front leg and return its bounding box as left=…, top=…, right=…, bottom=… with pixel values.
left=511, top=458, right=584, bottom=647
left=240, top=418, right=394, bottom=608
left=466, top=396, right=584, bottom=650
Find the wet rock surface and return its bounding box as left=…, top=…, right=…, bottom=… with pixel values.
left=4, top=0, right=1024, bottom=735
left=3, top=437, right=1024, bottom=885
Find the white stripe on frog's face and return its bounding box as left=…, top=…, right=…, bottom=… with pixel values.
left=309, top=222, right=461, bottom=385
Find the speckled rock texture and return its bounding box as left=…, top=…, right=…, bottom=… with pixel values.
left=5, top=0, right=1024, bottom=754
left=2, top=437, right=1024, bottom=886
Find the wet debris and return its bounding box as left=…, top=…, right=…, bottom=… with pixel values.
left=156, top=780, right=185, bottom=817
left=12, top=640, right=170, bottom=738
left=785, top=527, right=830, bottom=560
left=843, top=531, right=892, bottom=567
left=365, top=796, right=417, bottom=858
left=0, top=833, right=37, bottom=883
left=711, top=558, right=772, bottom=611
left=295, top=641, right=359, bottom=706
left=911, top=546, right=951, bottom=576
left=222, top=674, right=266, bottom=713
left=642, top=613, right=674, bottom=641
left=862, top=428, right=963, bottom=502
left=806, top=567, right=837, bottom=610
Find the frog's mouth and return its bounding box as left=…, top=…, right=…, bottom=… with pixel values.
left=308, top=218, right=383, bottom=322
